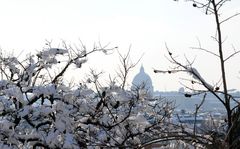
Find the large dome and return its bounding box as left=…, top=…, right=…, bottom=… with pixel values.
left=132, top=66, right=154, bottom=93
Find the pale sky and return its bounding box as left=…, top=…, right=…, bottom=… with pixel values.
left=0, top=0, right=240, bottom=91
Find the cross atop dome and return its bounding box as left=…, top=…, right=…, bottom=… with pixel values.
left=140, top=65, right=144, bottom=73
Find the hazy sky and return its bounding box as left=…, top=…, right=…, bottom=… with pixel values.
left=0, top=0, right=240, bottom=91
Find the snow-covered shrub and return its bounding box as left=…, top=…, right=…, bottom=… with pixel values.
left=0, top=43, right=173, bottom=148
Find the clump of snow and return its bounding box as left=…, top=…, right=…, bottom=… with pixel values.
left=0, top=80, right=8, bottom=89
left=129, top=113, right=150, bottom=127
left=42, top=48, right=68, bottom=56
left=187, top=67, right=213, bottom=90
left=33, top=84, right=56, bottom=97
left=45, top=130, right=61, bottom=148
left=3, top=86, right=25, bottom=105
left=73, top=59, right=87, bottom=68
left=63, top=133, right=79, bottom=149
left=18, top=105, right=32, bottom=118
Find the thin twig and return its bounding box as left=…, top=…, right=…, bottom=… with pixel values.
left=220, top=13, right=240, bottom=24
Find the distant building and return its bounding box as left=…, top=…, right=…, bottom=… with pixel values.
left=131, top=66, right=154, bottom=94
